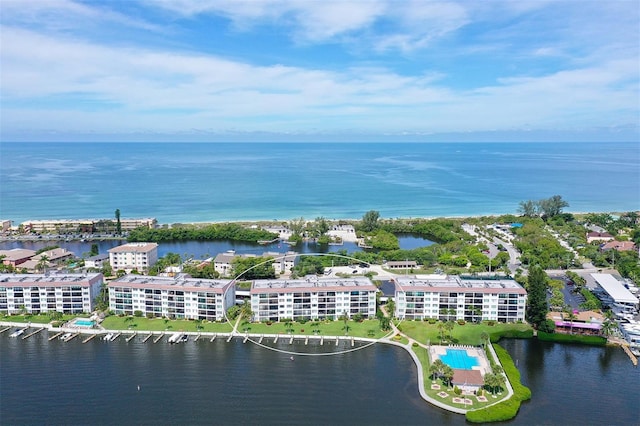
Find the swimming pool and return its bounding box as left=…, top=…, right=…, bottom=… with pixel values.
left=72, top=319, right=95, bottom=327
left=439, top=349, right=479, bottom=370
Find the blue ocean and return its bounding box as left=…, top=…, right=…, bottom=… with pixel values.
left=0, top=142, right=638, bottom=224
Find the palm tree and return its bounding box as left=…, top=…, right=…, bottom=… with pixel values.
left=565, top=309, right=577, bottom=334
left=444, top=320, right=455, bottom=341
left=442, top=365, right=454, bottom=388
left=448, top=308, right=457, bottom=322
left=37, top=255, right=50, bottom=273
left=602, top=310, right=617, bottom=337
left=480, top=331, right=489, bottom=348
left=437, top=321, right=445, bottom=343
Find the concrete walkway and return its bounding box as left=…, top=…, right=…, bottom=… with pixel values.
left=378, top=307, right=515, bottom=415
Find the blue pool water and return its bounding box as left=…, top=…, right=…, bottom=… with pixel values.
left=439, top=349, right=479, bottom=370
left=73, top=319, right=94, bottom=327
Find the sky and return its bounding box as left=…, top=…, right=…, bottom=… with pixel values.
left=1, top=0, right=638, bottom=142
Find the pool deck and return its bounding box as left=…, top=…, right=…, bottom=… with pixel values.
left=429, top=345, right=490, bottom=375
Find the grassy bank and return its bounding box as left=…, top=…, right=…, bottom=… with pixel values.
left=398, top=321, right=533, bottom=346
left=537, top=331, right=607, bottom=346
left=1, top=313, right=77, bottom=324
left=237, top=319, right=389, bottom=339
left=465, top=344, right=531, bottom=423
left=100, top=316, right=233, bottom=333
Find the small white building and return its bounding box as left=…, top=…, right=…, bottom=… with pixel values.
left=394, top=275, right=527, bottom=322
left=250, top=276, right=377, bottom=322
left=85, top=254, right=109, bottom=269
left=0, top=273, right=103, bottom=314
left=108, top=242, right=158, bottom=273
left=108, top=274, right=234, bottom=321
left=263, top=251, right=298, bottom=274
left=214, top=251, right=238, bottom=277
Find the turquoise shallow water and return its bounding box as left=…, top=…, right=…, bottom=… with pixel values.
left=440, top=348, right=479, bottom=370
left=1, top=142, right=638, bottom=224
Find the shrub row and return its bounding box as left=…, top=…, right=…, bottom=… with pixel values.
left=465, top=344, right=531, bottom=423
left=489, top=328, right=533, bottom=342
left=537, top=331, right=606, bottom=346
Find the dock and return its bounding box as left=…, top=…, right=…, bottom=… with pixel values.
left=112, top=332, right=122, bottom=341
left=0, top=326, right=11, bottom=334
left=305, top=337, right=308, bottom=345
left=125, top=333, right=137, bottom=343
left=351, top=337, right=354, bottom=347
left=49, top=331, right=63, bottom=341
left=66, top=332, right=80, bottom=342
left=320, top=336, right=323, bottom=345
left=82, top=334, right=96, bottom=344
left=153, top=334, right=164, bottom=344
left=22, top=328, right=44, bottom=340
left=210, top=334, right=217, bottom=342
left=258, top=335, right=264, bottom=343
left=289, top=336, right=293, bottom=345
left=194, top=334, right=201, bottom=342
left=273, top=336, right=278, bottom=343
left=335, top=337, right=339, bottom=346
left=226, top=334, right=233, bottom=343
left=621, top=344, right=638, bottom=366
left=142, top=333, right=153, bottom=343
left=243, top=335, right=249, bottom=343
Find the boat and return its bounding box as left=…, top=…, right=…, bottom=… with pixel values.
left=179, top=334, right=188, bottom=343
left=103, top=333, right=114, bottom=341
left=60, top=333, right=73, bottom=341
left=168, top=332, right=182, bottom=344
left=9, top=329, right=25, bottom=338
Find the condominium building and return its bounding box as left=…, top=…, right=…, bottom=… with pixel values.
left=250, top=276, right=377, bottom=322
left=108, top=274, right=235, bottom=321
left=21, top=217, right=157, bottom=233
left=394, top=275, right=527, bottom=322
left=0, top=273, right=103, bottom=314
left=108, top=242, right=158, bottom=273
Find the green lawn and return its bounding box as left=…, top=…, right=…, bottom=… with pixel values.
left=410, top=345, right=509, bottom=411
left=100, top=316, right=233, bottom=333
left=238, top=319, right=390, bottom=339
left=1, top=313, right=76, bottom=324
left=398, top=321, right=533, bottom=346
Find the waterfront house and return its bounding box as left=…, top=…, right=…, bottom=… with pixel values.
left=108, top=242, right=158, bottom=273
left=214, top=251, right=238, bottom=276
left=394, top=275, right=527, bottom=322
left=0, top=272, right=103, bottom=314
left=0, top=248, right=37, bottom=268
left=546, top=310, right=604, bottom=335
left=108, top=274, right=234, bottom=320
left=250, top=276, right=377, bottom=322
left=85, top=254, right=109, bottom=269
left=262, top=251, right=298, bottom=274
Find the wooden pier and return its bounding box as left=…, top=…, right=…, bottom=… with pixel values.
left=305, top=337, right=308, bottom=345
left=320, top=336, right=324, bottom=345
left=153, top=334, right=164, bottom=343
left=125, top=333, right=137, bottom=342
left=66, top=332, right=80, bottom=342
left=82, top=334, right=96, bottom=344
left=335, top=337, right=339, bottom=346
left=258, top=335, right=264, bottom=343
left=194, top=334, right=201, bottom=342
left=243, top=335, right=249, bottom=343
left=210, top=334, right=217, bottom=342
left=142, top=333, right=153, bottom=343
left=289, top=336, right=294, bottom=345
left=112, top=332, right=122, bottom=341
left=226, top=334, right=233, bottom=343
left=273, top=336, right=278, bottom=343
left=0, top=326, right=11, bottom=334
left=49, top=331, right=63, bottom=341
left=22, top=328, right=44, bottom=340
